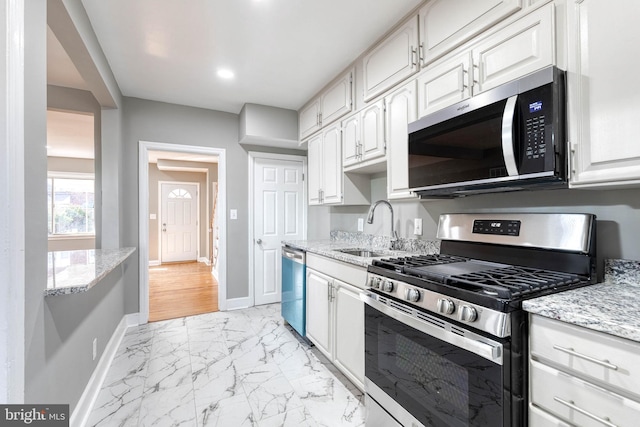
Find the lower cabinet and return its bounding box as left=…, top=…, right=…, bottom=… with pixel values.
left=528, top=314, right=640, bottom=426
left=305, top=257, right=366, bottom=391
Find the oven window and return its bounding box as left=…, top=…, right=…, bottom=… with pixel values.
left=365, top=305, right=504, bottom=427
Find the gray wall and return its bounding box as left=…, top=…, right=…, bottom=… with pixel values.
left=23, top=0, right=129, bottom=411
left=330, top=174, right=640, bottom=281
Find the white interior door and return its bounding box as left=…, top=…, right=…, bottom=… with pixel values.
left=160, top=182, right=198, bottom=263
left=253, top=157, right=305, bottom=305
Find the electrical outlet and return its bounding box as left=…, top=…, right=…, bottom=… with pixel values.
left=92, top=338, right=97, bottom=361
left=414, top=218, right=423, bottom=236
left=357, top=218, right=364, bottom=232
left=230, top=209, right=238, bottom=220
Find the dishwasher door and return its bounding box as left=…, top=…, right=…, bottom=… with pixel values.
left=281, top=246, right=306, bottom=337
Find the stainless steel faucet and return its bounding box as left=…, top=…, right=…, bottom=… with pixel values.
left=367, top=200, right=399, bottom=242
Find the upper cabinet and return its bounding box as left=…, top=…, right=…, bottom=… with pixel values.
left=568, top=0, right=640, bottom=188
left=472, top=2, right=554, bottom=94
left=342, top=100, right=387, bottom=172
left=419, top=0, right=522, bottom=66
left=417, top=51, right=472, bottom=118
left=299, top=69, right=354, bottom=140
left=362, top=17, right=420, bottom=102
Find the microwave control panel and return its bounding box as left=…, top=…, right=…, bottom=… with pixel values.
left=519, top=83, right=555, bottom=173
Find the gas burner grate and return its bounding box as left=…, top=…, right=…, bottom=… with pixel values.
left=447, top=266, right=584, bottom=299
left=373, top=254, right=468, bottom=272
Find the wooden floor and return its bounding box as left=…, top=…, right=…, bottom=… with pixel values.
left=148, top=261, right=218, bottom=322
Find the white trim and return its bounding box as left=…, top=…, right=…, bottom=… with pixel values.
left=224, top=297, right=252, bottom=311
left=139, top=141, right=227, bottom=323
left=247, top=151, right=307, bottom=307
left=0, top=0, right=25, bottom=403
left=70, top=313, right=139, bottom=427
left=47, top=171, right=95, bottom=179
left=158, top=180, right=200, bottom=263
left=198, top=257, right=210, bottom=265
left=149, top=260, right=161, bottom=267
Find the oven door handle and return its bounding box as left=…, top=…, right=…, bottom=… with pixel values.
left=362, top=292, right=503, bottom=365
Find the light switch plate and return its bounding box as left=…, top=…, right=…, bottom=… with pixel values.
left=149, top=213, right=157, bottom=220
left=230, top=209, right=238, bottom=220
left=358, top=218, right=364, bottom=232
left=414, top=218, right=423, bottom=236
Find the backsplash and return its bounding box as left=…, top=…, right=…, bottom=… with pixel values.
left=330, top=230, right=440, bottom=254
left=604, top=258, right=640, bottom=284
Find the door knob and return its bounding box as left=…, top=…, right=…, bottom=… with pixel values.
left=256, top=239, right=262, bottom=244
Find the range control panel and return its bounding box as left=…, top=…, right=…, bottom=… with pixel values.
left=472, top=220, right=521, bottom=236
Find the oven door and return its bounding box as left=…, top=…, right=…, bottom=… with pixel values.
left=363, top=292, right=507, bottom=427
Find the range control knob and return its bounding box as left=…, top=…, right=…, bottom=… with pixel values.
left=369, top=277, right=380, bottom=289
left=459, top=305, right=478, bottom=322
left=381, top=280, right=395, bottom=292
left=436, top=298, right=455, bottom=315
left=405, top=288, right=421, bottom=302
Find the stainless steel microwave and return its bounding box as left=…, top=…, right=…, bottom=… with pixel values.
left=407, top=66, right=566, bottom=198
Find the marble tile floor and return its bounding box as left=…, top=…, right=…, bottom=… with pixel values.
left=88, top=303, right=365, bottom=426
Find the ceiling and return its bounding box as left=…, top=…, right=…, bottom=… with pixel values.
left=78, top=0, right=423, bottom=114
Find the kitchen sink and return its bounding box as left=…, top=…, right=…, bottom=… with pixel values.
left=336, top=249, right=387, bottom=258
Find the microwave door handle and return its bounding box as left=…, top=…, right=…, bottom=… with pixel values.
left=501, top=94, right=519, bottom=177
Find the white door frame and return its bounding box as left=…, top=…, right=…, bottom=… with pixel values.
left=158, top=181, right=200, bottom=263
left=248, top=151, right=307, bottom=306
left=1, top=0, right=26, bottom=403
left=139, top=141, right=227, bottom=323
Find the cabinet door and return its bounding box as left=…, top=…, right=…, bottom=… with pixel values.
left=363, top=16, right=419, bottom=101
left=342, top=114, right=360, bottom=167
left=321, top=70, right=353, bottom=127
left=321, top=123, right=343, bottom=204
left=417, top=51, right=472, bottom=118
left=568, top=0, right=640, bottom=188
left=299, top=99, right=321, bottom=140
left=307, top=134, right=323, bottom=205
left=305, top=269, right=332, bottom=358
left=472, top=3, right=554, bottom=94
left=419, top=0, right=521, bottom=66
left=333, top=280, right=365, bottom=390
left=360, top=99, right=386, bottom=162
left=386, top=80, right=418, bottom=200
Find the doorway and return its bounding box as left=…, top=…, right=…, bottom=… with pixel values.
left=159, top=182, right=199, bottom=263
left=139, top=141, right=227, bottom=324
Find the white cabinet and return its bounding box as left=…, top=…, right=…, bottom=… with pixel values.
left=299, top=69, right=354, bottom=140
left=306, top=269, right=332, bottom=356
left=472, top=2, right=554, bottom=94
left=385, top=80, right=418, bottom=200
left=342, top=99, right=386, bottom=170
left=363, top=16, right=419, bottom=102
left=417, top=51, right=472, bottom=118
left=528, top=314, right=640, bottom=426
left=333, top=280, right=365, bottom=388
left=305, top=254, right=367, bottom=390
left=306, top=123, right=370, bottom=206
left=567, top=0, right=640, bottom=188
left=418, top=0, right=521, bottom=66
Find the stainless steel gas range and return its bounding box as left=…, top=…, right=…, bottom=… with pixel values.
left=362, top=213, right=597, bottom=427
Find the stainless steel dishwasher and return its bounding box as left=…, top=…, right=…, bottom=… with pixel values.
left=281, top=245, right=306, bottom=337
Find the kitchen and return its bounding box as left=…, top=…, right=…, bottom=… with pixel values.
left=2, top=0, right=640, bottom=426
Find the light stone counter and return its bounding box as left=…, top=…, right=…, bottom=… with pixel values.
left=46, top=247, right=136, bottom=296
left=523, top=259, right=640, bottom=343
left=283, top=231, right=440, bottom=268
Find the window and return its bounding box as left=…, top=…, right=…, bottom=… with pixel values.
left=47, top=176, right=95, bottom=236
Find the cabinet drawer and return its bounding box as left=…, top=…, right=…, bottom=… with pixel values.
left=530, top=315, right=640, bottom=400
left=530, top=360, right=640, bottom=427
left=529, top=404, right=571, bottom=427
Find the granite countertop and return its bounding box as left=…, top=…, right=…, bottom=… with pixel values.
left=46, top=247, right=136, bottom=296
left=523, top=259, right=640, bottom=343
left=283, top=231, right=440, bottom=267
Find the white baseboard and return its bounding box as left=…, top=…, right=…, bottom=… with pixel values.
left=197, top=257, right=210, bottom=265
left=225, top=296, right=252, bottom=311
left=70, top=313, right=140, bottom=427
left=211, top=267, right=219, bottom=281
left=148, top=260, right=161, bottom=266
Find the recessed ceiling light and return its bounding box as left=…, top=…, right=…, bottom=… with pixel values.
left=217, top=69, right=235, bottom=79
